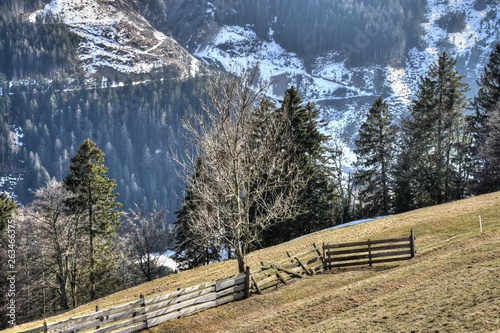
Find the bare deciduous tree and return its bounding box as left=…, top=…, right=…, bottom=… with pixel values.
left=124, top=207, right=172, bottom=282
left=25, top=179, right=79, bottom=310
left=180, top=68, right=307, bottom=273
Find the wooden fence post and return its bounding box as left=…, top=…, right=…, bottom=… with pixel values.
left=140, top=294, right=148, bottom=328
left=95, top=305, right=100, bottom=330
left=245, top=266, right=251, bottom=299
left=410, top=230, right=416, bottom=258
left=368, top=239, right=372, bottom=267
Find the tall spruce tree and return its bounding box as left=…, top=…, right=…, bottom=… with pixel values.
left=395, top=52, right=469, bottom=209
left=262, top=87, right=335, bottom=245
left=392, top=126, right=416, bottom=213
left=64, top=139, right=121, bottom=301
left=474, top=43, right=500, bottom=193
left=475, top=43, right=500, bottom=129
left=476, top=101, right=500, bottom=191
left=354, top=97, right=397, bottom=217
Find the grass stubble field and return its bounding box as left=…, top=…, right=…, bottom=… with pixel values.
left=5, top=192, right=500, bottom=333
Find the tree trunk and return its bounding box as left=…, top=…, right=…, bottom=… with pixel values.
left=234, top=244, right=246, bottom=273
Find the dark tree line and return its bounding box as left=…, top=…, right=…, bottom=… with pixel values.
left=0, top=2, right=81, bottom=81
left=1, top=67, right=205, bottom=219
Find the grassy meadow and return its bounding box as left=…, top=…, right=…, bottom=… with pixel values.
left=5, top=192, right=500, bottom=333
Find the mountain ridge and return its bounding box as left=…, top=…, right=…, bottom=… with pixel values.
left=30, top=0, right=200, bottom=78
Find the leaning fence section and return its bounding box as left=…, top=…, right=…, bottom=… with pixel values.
left=251, top=244, right=325, bottom=294
left=18, top=272, right=249, bottom=333
left=323, top=230, right=416, bottom=269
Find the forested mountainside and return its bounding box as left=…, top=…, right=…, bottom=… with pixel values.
left=162, top=0, right=427, bottom=66
left=0, top=0, right=204, bottom=218
left=0, top=11, right=80, bottom=80
left=1, top=68, right=201, bottom=214
left=159, top=0, right=500, bottom=141
left=2, top=0, right=499, bottom=215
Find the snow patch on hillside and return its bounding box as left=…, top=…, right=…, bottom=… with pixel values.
left=195, top=25, right=366, bottom=105
left=30, top=0, right=199, bottom=77
left=387, top=0, right=500, bottom=105
left=196, top=0, right=500, bottom=138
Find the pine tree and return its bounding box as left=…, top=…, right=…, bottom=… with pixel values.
left=396, top=52, right=469, bottom=208
left=63, top=138, right=121, bottom=301
left=473, top=43, right=500, bottom=193
left=475, top=43, right=500, bottom=128
left=173, top=157, right=221, bottom=270
left=354, top=97, right=397, bottom=217
left=262, top=87, right=335, bottom=245
left=392, top=126, right=416, bottom=213
left=476, top=101, right=500, bottom=191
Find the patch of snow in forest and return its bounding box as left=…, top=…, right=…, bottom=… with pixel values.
left=386, top=66, right=411, bottom=107
left=198, top=25, right=304, bottom=78
left=154, top=252, right=178, bottom=271
left=312, top=52, right=352, bottom=85
left=0, top=174, right=22, bottom=200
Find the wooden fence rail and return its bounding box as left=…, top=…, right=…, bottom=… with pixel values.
left=323, top=230, right=416, bottom=269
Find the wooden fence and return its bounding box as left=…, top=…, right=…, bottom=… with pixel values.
left=323, top=230, right=416, bottom=269
left=17, top=231, right=416, bottom=333
left=251, top=244, right=324, bottom=294
left=18, top=271, right=249, bottom=333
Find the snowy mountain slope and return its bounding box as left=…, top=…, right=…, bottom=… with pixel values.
left=387, top=0, right=500, bottom=106
left=30, top=0, right=200, bottom=78
left=194, top=0, right=500, bottom=139
left=25, top=0, right=500, bottom=138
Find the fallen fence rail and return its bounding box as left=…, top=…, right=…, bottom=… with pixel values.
left=251, top=244, right=324, bottom=294
left=323, top=230, right=416, bottom=269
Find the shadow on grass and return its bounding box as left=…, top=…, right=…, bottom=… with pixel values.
left=322, top=265, right=400, bottom=274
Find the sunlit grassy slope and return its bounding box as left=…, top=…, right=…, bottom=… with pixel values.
left=6, top=192, right=500, bottom=333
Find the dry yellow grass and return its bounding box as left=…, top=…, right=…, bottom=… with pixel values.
left=5, top=192, right=500, bottom=333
